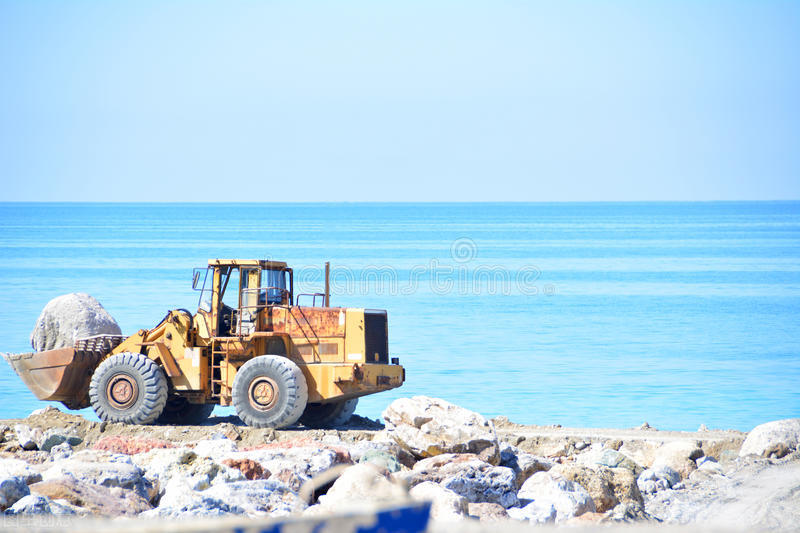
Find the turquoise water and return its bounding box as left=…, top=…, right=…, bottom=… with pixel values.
left=1, top=202, right=798, bottom=431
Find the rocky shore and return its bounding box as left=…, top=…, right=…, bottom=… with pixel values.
left=1, top=396, right=798, bottom=531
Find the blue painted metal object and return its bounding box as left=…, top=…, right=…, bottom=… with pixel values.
left=237, top=501, right=432, bottom=533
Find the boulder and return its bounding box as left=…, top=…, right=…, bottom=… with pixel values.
left=221, top=458, right=269, bottom=480
left=42, top=451, right=153, bottom=500
left=638, top=465, right=681, bottom=494
left=0, top=458, right=43, bottom=485
left=551, top=464, right=618, bottom=512
left=401, top=454, right=517, bottom=508
left=517, top=471, right=595, bottom=522
left=38, top=428, right=82, bottom=452
left=507, top=501, right=557, bottom=524
left=192, top=438, right=238, bottom=458
left=49, top=442, right=74, bottom=460
left=30, top=293, right=121, bottom=352
left=13, top=424, right=41, bottom=450
left=499, top=443, right=552, bottom=488
left=203, top=477, right=303, bottom=515
left=597, top=448, right=643, bottom=475
left=382, top=396, right=499, bottom=464
left=131, top=447, right=196, bottom=482
left=225, top=445, right=350, bottom=492
left=359, top=449, right=403, bottom=473
left=608, top=501, right=652, bottom=523
left=407, top=453, right=481, bottom=482
left=30, top=476, right=152, bottom=516
left=467, top=502, right=508, bottom=522
left=606, top=467, right=644, bottom=507
left=0, top=476, right=30, bottom=511
left=408, top=481, right=468, bottom=521
left=652, top=441, right=703, bottom=479
left=739, top=419, right=800, bottom=458
left=440, top=462, right=517, bottom=508
left=145, top=477, right=244, bottom=518
left=131, top=447, right=243, bottom=492
left=3, top=493, right=79, bottom=515
left=696, top=456, right=724, bottom=475
left=316, top=464, right=408, bottom=511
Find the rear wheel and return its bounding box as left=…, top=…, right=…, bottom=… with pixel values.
left=232, top=355, right=308, bottom=429
left=300, top=398, right=358, bottom=428
left=89, top=352, right=168, bottom=424
left=156, top=396, right=215, bottom=425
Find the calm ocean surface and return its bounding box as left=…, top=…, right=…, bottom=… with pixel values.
left=1, top=202, right=798, bottom=431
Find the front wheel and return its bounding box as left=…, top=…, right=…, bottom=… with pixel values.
left=232, top=355, right=308, bottom=429
left=300, top=398, right=358, bottom=428
left=89, top=352, right=168, bottom=424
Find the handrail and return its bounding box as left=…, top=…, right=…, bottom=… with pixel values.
left=296, top=292, right=326, bottom=307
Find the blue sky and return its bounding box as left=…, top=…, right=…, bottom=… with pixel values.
left=0, top=1, right=798, bottom=202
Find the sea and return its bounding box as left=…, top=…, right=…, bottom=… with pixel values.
left=1, top=202, right=798, bottom=432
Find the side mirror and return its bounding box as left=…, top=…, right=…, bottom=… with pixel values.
left=192, top=269, right=202, bottom=290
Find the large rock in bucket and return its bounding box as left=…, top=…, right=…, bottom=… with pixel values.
left=382, top=396, right=500, bottom=464
left=30, top=293, right=121, bottom=352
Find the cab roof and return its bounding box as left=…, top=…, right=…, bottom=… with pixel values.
left=208, top=259, right=289, bottom=269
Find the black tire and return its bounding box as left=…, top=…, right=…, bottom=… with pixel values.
left=89, top=352, right=168, bottom=425
left=156, top=396, right=215, bottom=425
left=300, top=398, right=358, bottom=429
left=232, top=355, right=308, bottom=429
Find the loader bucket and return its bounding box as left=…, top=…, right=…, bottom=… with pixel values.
left=3, top=335, right=123, bottom=405
left=4, top=348, right=94, bottom=402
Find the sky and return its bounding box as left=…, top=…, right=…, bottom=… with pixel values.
left=0, top=1, right=798, bottom=202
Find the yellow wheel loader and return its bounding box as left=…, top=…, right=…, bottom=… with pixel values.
left=5, top=259, right=405, bottom=428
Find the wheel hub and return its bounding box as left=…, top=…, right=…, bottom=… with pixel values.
left=249, top=377, right=279, bottom=411
left=107, top=373, right=138, bottom=409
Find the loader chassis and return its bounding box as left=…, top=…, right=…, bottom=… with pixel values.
left=6, top=259, right=404, bottom=429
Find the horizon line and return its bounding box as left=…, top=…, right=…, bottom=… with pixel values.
left=1, top=199, right=800, bottom=205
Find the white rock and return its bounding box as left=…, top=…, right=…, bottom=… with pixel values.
left=30, top=293, right=121, bottom=352
left=382, top=396, right=499, bottom=462
left=507, top=501, right=557, bottom=524
left=696, top=460, right=724, bottom=475
left=409, top=481, right=468, bottom=521
left=132, top=447, right=242, bottom=492
left=225, top=446, right=348, bottom=490
left=132, top=447, right=195, bottom=482
left=638, top=479, right=658, bottom=494
left=42, top=454, right=151, bottom=499
left=441, top=462, right=518, bottom=508
left=317, top=464, right=408, bottom=512
left=14, top=424, right=41, bottom=450
left=517, top=471, right=595, bottom=522
left=0, top=458, right=43, bottom=485
left=406, top=453, right=517, bottom=507
left=149, top=477, right=244, bottom=518
left=49, top=442, right=73, bottom=460
left=499, top=443, right=553, bottom=487
left=739, top=419, right=800, bottom=458
left=204, top=479, right=302, bottom=517
left=638, top=465, right=681, bottom=494
left=652, top=441, right=703, bottom=479
left=3, top=493, right=79, bottom=515
left=192, top=439, right=238, bottom=458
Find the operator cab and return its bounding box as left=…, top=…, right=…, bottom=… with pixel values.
left=193, top=259, right=293, bottom=337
